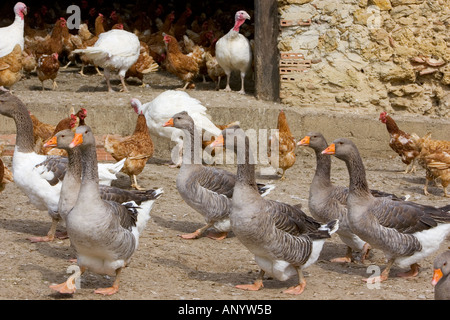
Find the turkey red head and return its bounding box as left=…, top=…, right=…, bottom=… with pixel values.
left=130, top=98, right=144, bottom=115
left=233, top=10, right=250, bottom=31
left=379, top=111, right=388, bottom=123
left=235, top=10, right=251, bottom=22
left=15, top=2, right=27, bottom=19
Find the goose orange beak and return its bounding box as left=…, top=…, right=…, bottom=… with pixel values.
left=322, top=143, right=335, bottom=155
left=43, top=136, right=57, bottom=148
left=209, top=135, right=224, bottom=148
left=163, top=118, right=174, bottom=127
left=69, top=133, right=83, bottom=148
left=431, top=268, right=443, bottom=286
left=297, top=136, right=310, bottom=146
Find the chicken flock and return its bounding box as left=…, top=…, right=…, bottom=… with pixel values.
left=0, top=1, right=254, bottom=94
left=0, top=1, right=449, bottom=300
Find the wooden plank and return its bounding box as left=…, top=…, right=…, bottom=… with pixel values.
left=254, top=0, right=280, bottom=102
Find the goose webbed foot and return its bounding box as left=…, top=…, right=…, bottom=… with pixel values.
left=235, top=270, right=264, bottom=291
left=94, top=268, right=121, bottom=295
left=397, top=263, right=420, bottom=278
left=330, top=247, right=353, bottom=263
left=178, top=223, right=213, bottom=240
left=205, top=231, right=228, bottom=240
left=49, top=280, right=77, bottom=294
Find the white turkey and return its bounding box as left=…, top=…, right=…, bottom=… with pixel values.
left=73, top=29, right=140, bottom=92
left=0, top=2, right=27, bottom=58
left=215, top=10, right=252, bottom=95
left=131, top=90, right=222, bottom=167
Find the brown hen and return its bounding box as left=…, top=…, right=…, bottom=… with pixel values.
left=26, top=18, right=68, bottom=59
left=163, top=33, right=199, bottom=90
left=125, top=42, right=159, bottom=87
left=36, top=52, right=59, bottom=90
left=412, top=133, right=450, bottom=198
left=379, top=111, right=419, bottom=174
left=0, top=44, right=22, bottom=91
left=268, top=110, right=296, bottom=180
left=104, top=105, right=154, bottom=190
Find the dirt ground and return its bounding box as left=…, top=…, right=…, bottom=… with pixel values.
left=0, top=65, right=449, bottom=302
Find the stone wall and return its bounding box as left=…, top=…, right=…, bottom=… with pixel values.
left=277, top=0, right=449, bottom=117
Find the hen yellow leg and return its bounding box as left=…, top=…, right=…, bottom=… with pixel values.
left=95, top=66, right=103, bottom=76
left=130, top=175, right=145, bottom=190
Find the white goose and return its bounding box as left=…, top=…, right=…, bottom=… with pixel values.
left=0, top=92, right=125, bottom=242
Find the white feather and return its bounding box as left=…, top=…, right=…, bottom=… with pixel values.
left=395, top=223, right=450, bottom=268
left=73, top=29, right=140, bottom=77
left=0, top=3, right=25, bottom=58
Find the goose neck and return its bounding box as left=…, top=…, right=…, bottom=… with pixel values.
left=79, top=144, right=100, bottom=191
left=235, top=136, right=257, bottom=189
left=12, top=103, right=35, bottom=153
left=181, top=126, right=202, bottom=165
left=345, top=152, right=370, bottom=196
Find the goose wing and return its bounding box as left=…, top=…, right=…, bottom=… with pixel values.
left=266, top=200, right=321, bottom=236
left=33, top=155, right=67, bottom=186
left=372, top=197, right=450, bottom=233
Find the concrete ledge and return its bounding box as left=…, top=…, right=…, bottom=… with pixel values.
left=0, top=90, right=449, bottom=161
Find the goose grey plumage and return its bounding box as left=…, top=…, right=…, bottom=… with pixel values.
left=298, top=132, right=406, bottom=263
left=322, top=138, right=450, bottom=283
left=44, top=129, right=164, bottom=222
left=432, top=250, right=450, bottom=300
left=211, top=125, right=338, bottom=295
left=0, top=92, right=126, bottom=242
left=49, top=126, right=163, bottom=295
left=162, top=111, right=274, bottom=240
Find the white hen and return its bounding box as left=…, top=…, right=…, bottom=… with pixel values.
left=131, top=90, right=222, bottom=167
left=215, top=10, right=252, bottom=95
left=73, top=29, right=140, bottom=92
left=0, top=2, right=27, bottom=58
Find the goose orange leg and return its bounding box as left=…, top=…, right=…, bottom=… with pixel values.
left=397, top=263, right=420, bottom=278
left=50, top=266, right=85, bottom=294
left=236, top=270, right=265, bottom=291
left=363, top=258, right=394, bottom=283
left=94, top=268, right=122, bottom=295
left=28, top=218, right=66, bottom=242
left=179, top=223, right=213, bottom=240
left=284, top=268, right=306, bottom=295
left=330, top=246, right=353, bottom=263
